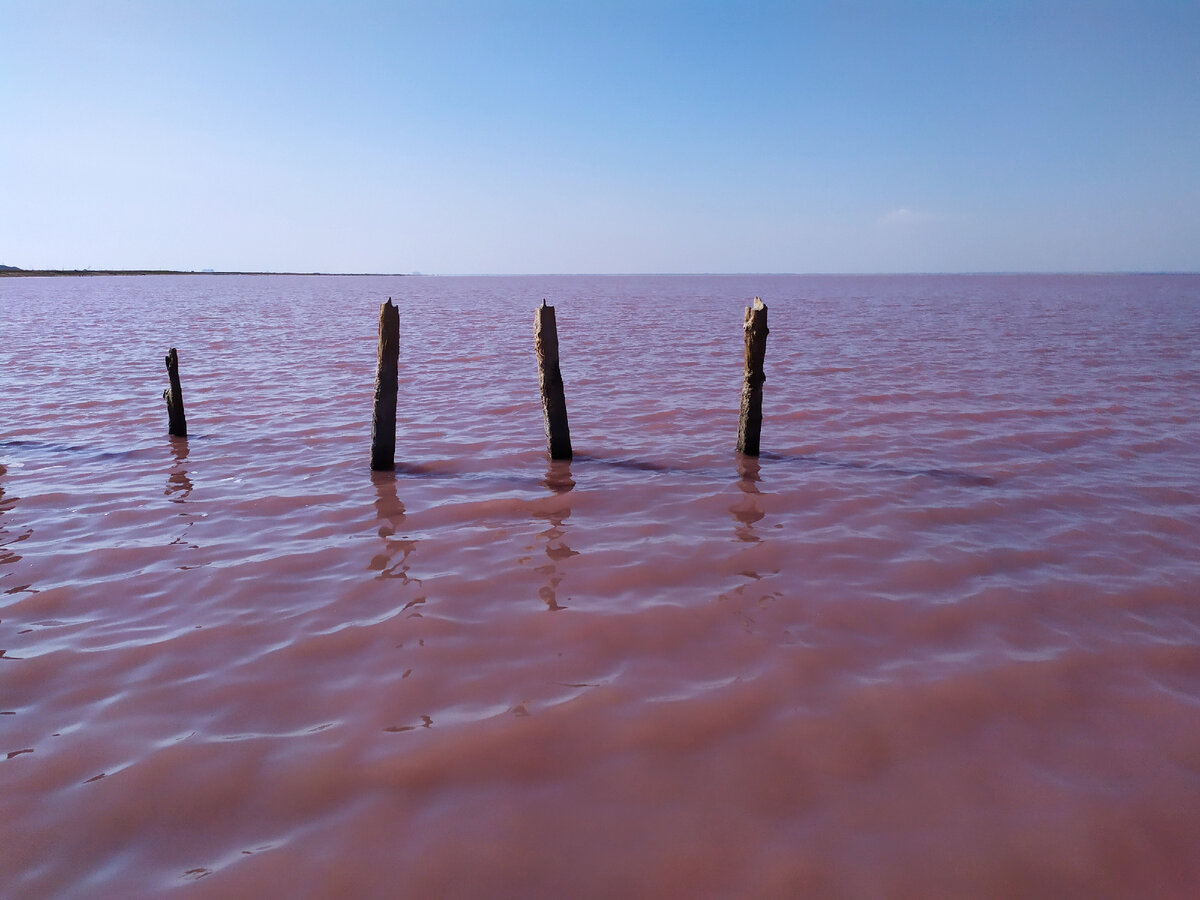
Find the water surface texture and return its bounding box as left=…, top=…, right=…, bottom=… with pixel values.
left=2, top=274, right=1199, bottom=898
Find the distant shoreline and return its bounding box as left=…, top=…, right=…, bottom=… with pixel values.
left=0, top=269, right=410, bottom=277
left=2, top=269, right=1195, bottom=279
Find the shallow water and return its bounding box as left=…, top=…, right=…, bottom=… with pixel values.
left=2, top=273, right=1199, bottom=898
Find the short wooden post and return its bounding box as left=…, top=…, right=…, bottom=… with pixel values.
left=370, top=298, right=400, bottom=471
left=163, top=347, right=187, bottom=438
left=535, top=300, right=572, bottom=460
left=736, top=297, right=769, bottom=456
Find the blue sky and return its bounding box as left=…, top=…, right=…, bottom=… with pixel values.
left=3, top=0, right=1198, bottom=274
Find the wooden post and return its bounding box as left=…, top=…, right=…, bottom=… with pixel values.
left=163, top=347, right=187, bottom=438
left=736, top=297, right=769, bottom=456
left=370, top=298, right=400, bottom=471
left=535, top=299, right=572, bottom=460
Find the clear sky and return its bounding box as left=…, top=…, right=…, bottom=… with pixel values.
left=3, top=0, right=1198, bottom=274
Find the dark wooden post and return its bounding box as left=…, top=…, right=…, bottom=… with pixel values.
left=736, top=297, right=769, bottom=456
left=370, top=298, right=400, bottom=471
left=535, top=299, right=572, bottom=460
left=163, top=347, right=187, bottom=438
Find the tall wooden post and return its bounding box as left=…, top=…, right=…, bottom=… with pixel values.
left=371, top=298, right=400, bottom=471
left=163, top=347, right=187, bottom=438
left=736, top=297, right=769, bottom=456
left=535, top=300, right=572, bottom=460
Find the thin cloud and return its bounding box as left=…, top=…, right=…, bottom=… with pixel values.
left=878, top=208, right=938, bottom=226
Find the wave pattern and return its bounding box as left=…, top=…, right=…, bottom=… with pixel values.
left=2, top=274, right=1199, bottom=897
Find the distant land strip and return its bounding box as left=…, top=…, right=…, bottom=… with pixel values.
left=0, top=267, right=409, bottom=277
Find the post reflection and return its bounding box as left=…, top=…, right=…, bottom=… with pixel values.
left=165, top=438, right=199, bottom=556
left=540, top=458, right=575, bottom=495
left=166, top=438, right=193, bottom=502
left=369, top=471, right=419, bottom=583
left=0, top=462, right=32, bottom=569
left=731, top=454, right=765, bottom=543
left=535, top=459, right=577, bottom=610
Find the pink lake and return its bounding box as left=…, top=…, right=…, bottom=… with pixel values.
left=2, top=273, right=1199, bottom=898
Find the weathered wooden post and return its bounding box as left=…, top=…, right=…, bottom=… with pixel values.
left=736, top=297, right=769, bottom=456
left=535, top=299, right=572, bottom=460
left=163, top=347, right=187, bottom=438
left=370, top=298, right=400, bottom=471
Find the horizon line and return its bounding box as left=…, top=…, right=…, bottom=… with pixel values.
left=3, top=267, right=1199, bottom=279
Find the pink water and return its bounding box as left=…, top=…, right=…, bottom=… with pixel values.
left=2, top=274, right=1199, bottom=898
